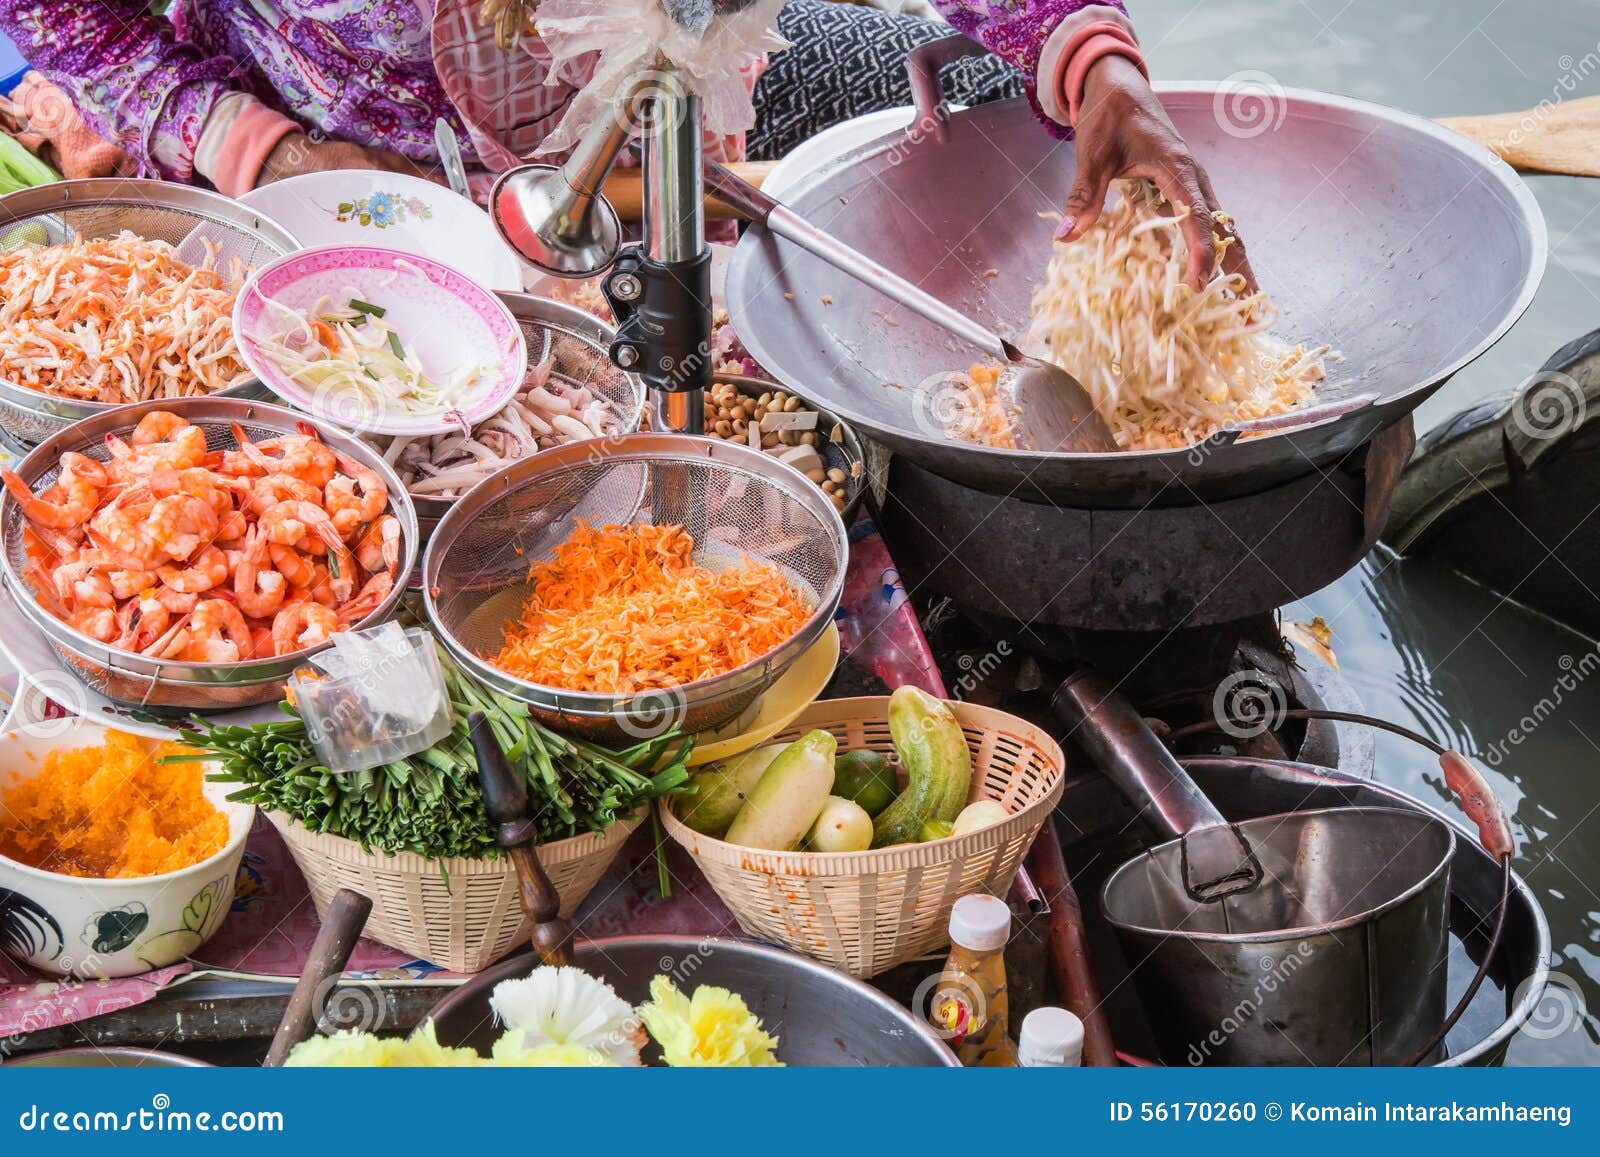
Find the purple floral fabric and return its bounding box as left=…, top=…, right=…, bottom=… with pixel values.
left=941, top=0, right=1126, bottom=136
left=0, top=0, right=1125, bottom=183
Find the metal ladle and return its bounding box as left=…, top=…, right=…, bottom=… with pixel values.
left=702, top=164, right=1118, bottom=453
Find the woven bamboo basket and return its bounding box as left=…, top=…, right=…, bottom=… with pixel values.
left=267, top=811, right=642, bottom=972
left=662, top=697, right=1066, bottom=978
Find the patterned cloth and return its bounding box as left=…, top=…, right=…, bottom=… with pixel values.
left=750, top=0, right=1027, bottom=161
left=0, top=0, right=1118, bottom=183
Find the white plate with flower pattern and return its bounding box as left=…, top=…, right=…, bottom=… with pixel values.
left=240, top=170, right=523, bottom=291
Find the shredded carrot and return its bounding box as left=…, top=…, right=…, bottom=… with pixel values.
left=490, top=522, right=811, bottom=692
left=0, top=732, right=229, bottom=878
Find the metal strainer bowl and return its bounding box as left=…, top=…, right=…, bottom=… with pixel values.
left=0, top=180, right=298, bottom=446
left=0, top=396, right=418, bottom=712
left=422, top=432, right=848, bottom=744
left=393, top=293, right=644, bottom=546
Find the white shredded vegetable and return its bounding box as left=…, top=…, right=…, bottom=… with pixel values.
left=250, top=273, right=490, bottom=421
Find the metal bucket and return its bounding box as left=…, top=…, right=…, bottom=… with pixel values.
left=1055, top=756, right=1548, bottom=1066
left=1101, top=806, right=1455, bottom=1065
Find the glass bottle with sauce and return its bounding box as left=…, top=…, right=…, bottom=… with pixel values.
left=933, top=893, right=1019, bottom=1067
left=1019, top=1006, right=1085, bottom=1067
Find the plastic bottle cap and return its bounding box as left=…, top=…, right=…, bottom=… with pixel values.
left=948, top=894, right=1010, bottom=951
left=1019, top=1006, right=1084, bottom=1067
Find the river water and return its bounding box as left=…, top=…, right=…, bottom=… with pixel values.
left=1135, top=0, right=1600, bottom=1063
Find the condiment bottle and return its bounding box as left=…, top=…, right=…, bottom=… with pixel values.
left=934, top=893, right=1019, bottom=1067
left=1019, top=1006, right=1085, bottom=1067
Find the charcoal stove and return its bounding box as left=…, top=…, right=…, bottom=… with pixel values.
left=876, top=416, right=1413, bottom=774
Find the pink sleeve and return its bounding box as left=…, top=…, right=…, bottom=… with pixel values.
left=932, top=0, right=1131, bottom=137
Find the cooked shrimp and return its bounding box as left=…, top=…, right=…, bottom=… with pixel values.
left=326, top=453, right=388, bottom=538
left=107, top=567, right=158, bottom=601
left=147, top=584, right=200, bottom=615
left=114, top=597, right=174, bottom=654
left=131, top=411, right=189, bottom=447
left=258, top=500, right=355, bottom=599
left=53, top=561, right=114, bottom=609
left=272, top=601, right=339, bottom=656
left=336, top=573, right=392, bottom=627
left=268, top=543, right=320, bottom=589
left=130, top=413, right=208, bottom=469
left=3, top=454, right=104, bottom=529
left=244, top=473, right=322, bottom=516
left=157, top=545, right=228, bottom=593
left=232, top=424, right=337, bottom=489
left=144, top=494, right=219, bottom=562
left=152, top=467, right=241, bottom=517
left=234, top=528, right=287, bottom=619
left=177, top=598, right=254, bottom=663
left=68, top=606, right=117, bottom=642
left=353, top=515, right=401, bottom=580
left=215, top=508, right=249, bottom=547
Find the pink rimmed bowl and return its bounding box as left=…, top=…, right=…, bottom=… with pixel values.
left=233, top=245, right=526, bottom=436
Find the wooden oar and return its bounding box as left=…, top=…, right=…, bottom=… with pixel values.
left=1438, top=95, right=1600, bottom=177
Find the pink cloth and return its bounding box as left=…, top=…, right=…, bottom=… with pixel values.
left=209, top=98, right=298, bottom=197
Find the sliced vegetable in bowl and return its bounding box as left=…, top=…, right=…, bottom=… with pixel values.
left=234, top=245, right=526, bottom=436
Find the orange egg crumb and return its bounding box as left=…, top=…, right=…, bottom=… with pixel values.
left=0, top=732, right=228, bottom=878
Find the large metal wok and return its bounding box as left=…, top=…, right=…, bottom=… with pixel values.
left=725, top=55, right=1546, bottom=507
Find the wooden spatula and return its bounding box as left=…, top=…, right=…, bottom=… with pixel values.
left=1437, top=97, right=1600, bottom=177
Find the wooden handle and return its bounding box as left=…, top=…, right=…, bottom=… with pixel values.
left=264, top=888, right=372, bottom=1067
left=1024, top=819, right=1117, bottom=1067
left=1438, top=96, right=1600, bottom=177
left=603, top=160, right=777, bottom=222
left=470, top=711, right=573, bottom=967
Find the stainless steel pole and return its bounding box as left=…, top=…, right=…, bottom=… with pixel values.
left=642, top=64, right=706, bottom=434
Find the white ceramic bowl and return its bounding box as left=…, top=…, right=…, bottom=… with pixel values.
left=0, top=719, right=253, bottom=978
left=234, top=245, right=527, bottom=436
left=239, top=170, right=523, bottom=290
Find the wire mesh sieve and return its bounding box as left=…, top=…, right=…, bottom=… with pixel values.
left=0, top=397, right=417, bottom=712
left=0, top=180, right=298, bottom=445
left=396, top=293, right=645, bottom=544
left=422, top=433, right=848, bottom=744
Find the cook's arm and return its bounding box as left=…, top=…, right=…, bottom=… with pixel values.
left=931, top=0, right=1130, bottom=137
left=0, top=0, right=243, bottom=182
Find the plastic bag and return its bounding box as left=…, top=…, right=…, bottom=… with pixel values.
left=532, top=0, right=789, bottom=157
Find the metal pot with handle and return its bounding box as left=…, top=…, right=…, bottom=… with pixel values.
left=1055, top=671, right=1513, bottom=1066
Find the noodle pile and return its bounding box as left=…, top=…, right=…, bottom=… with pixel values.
left=1020, top=187, right=1328, bottom=449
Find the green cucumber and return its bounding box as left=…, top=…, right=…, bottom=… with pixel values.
left=831, top=748, right=898, bottom=817
left=679, top=744, right=787, bottom=835
left=724, top=731, right=837, bottom=851
left=871, top=687, right=972, bottom=848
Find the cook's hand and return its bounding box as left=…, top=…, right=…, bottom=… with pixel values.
left=256, top=134, right=437, bottom=188
left=1057, top=55, right=1257, bottom=294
